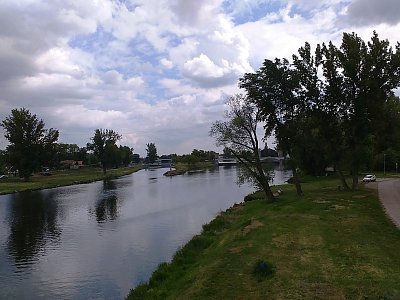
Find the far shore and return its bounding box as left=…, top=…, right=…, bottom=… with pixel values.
left=0, top=161, right=217, bottom=195
left=0, top=165, right=143, bottom=195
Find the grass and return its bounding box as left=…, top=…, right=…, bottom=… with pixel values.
left=174, top=161, right=216, bottom=173
left=0, top=165, right=142, bottom=194
left=127, top=176, right=400, bottom=299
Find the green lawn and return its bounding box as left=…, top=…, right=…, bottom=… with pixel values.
left=127, top=177, right=400, bottom=299
left=0, top=166, right=142, bottom=194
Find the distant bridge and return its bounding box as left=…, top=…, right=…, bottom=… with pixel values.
left=260, top=156, right=285, bottom=163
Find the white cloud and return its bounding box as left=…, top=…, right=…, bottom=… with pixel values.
left=184, top=54, right=225, bottom=78
left=1, top=0, right=400, bottom=156
left=237, top=5, right=342, bottom=67
left=160, top=58, right=173, bottom=69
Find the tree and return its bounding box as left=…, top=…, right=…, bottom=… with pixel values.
left=53, top=143, right=88, bottom=167
left=87, top=129, right=121, bottom=174
left=1, top=108, right=59, bottom=180
left=132, top=153, right=141, bottom=164
left=241, top=32, right=400, bottom=191
left=318, top=32, right=400, bottom=188
left=119, top=145, right=134, bottom=166
left=0, top=149, right=7, bottom=174
left=240, top=58, right=305, bottom=195
left=146, top=143, right=158, bottom=164
left=260, top=145, right=278, bottom=158
left=210, top=94, right=275, bottom=203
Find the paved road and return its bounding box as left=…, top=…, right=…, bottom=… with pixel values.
left=377, top=179, right=400, bottom=228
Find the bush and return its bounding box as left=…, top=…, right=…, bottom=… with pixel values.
left=253, top=259, right=275, bottom=281
left=244, top=192, right=263, bottom=202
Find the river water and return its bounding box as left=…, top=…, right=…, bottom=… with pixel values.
left=0, top=166, right=291, bottom=299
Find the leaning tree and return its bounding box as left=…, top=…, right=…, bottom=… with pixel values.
left=210, top=94, right=275, bottom=203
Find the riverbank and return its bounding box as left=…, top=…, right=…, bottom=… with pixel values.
left=0, top=166, right=142, bottom=195
left=127, top=176, right=400, bottom=299
left=163, top=161, right=216, bottom=176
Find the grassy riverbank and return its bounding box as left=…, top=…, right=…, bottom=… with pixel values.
left=0, top=166, right=142, bottom=195
left=127, top=177, right=400, bottom=299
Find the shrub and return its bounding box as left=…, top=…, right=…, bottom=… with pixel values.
left=253, top=259, right=275, bottom=281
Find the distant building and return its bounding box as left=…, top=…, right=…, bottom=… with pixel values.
left=60, top=160, right=83, bottom=169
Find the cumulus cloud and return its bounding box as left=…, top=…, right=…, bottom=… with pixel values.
left=169, top=0, right=224, bottom=27
left=1, top=0, right=400, bottom=155
left=237, top=4, right=342, bottom=67
left=183, top=54, right=227, bottom=84
left=344, top=0, right=400, bottom=26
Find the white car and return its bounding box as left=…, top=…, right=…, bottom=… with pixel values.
left=363, top=174, right=376, bottom=182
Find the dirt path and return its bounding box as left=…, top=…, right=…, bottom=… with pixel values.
left=376, top=179, right=400, bottom=228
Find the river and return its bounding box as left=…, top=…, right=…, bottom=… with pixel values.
left=0, top=166, right=291, bottom=299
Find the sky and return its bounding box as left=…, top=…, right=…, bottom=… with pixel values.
left=1, top=0, right=400, bottom=156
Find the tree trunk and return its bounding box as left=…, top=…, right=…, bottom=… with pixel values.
left=102, top=164, right=107, bottom=175
left=336, top=164, right=350, bottom=190
left=259, top=176, right=275, bottom=203
left=351, top=165, right=358, bottom=190
left=291, top=167, right=303, bottom=196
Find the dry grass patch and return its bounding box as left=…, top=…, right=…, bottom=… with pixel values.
left=242, top=219, right=264, bottom=236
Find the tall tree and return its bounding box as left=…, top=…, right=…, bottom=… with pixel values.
left=210, top=94, right=275, bottom=202
left=1, top=108, right=59, bottom=180
left=0, top=149, right=7, bottom=174
left=119, top=145, right=134, bottom=166
left=87, top=129, right=121, bottom=174
left=240, top=58, right=304, bottom=195
left=146, top=143, right=158, bottom=164
left=322, top=32, right=400, bottom=188
left=241, top=32, right=400, bottom=191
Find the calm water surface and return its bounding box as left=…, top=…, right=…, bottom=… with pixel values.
left=0, top=166, right=291, bottom=299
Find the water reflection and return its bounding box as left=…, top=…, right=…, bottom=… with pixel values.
left=94, top=180, right=119, bottom=223
left=7, top=190, right=61, bottom=267
left=0, top=167, right=290, bottom=299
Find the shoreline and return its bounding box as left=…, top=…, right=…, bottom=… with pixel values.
left=126, top=176, right=400, bottom=299
left=0, top=166, right=143, bottom=195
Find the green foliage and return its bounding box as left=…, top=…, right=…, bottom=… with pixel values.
left=1, top=108, right=59, bottom=180
left=53, top=143, right=88, bottom=167
left=171, top=150, right=217, bottom=169
left=132, top=153, right=140, bottom=164
left=146, top=142, right=157, bottom=163
left=240, top=31, right=400, bottom=191
left=119, top=145, right=134, bottom=166
left=0, top=150, right=7, bottom=174
left=87, top=129, right=122, bottom=174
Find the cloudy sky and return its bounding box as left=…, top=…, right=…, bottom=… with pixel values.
left=1, top=0, right=400, bottom=156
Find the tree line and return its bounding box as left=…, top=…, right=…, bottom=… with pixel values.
left=211, top=31, right=400, bottom=202
left=0, top=109, right=226, bottom=180
left=0, top=108, right=139, bottom=180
